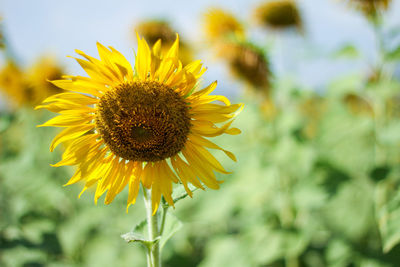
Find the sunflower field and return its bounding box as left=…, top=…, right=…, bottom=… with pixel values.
left=1, top=1, right=400, bottom=267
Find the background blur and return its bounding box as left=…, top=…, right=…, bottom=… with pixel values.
left=1, top=0, right=400, bottom=266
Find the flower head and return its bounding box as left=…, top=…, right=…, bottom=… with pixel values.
left=37, top=35, right=242, bottom=213
left=0, top=61, right=27, bottom=106
left=203, top=8, right=245, bottom=42
left=343, top=93, right=374, bottom=117
left=0, top=58, right=63, bottom=107
left=217, top=42, right=271, bottom=93
left=346, top=0, right=391, bottom=18
left=253, top=0, right=302, bottom=31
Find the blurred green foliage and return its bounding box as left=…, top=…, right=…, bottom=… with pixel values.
left=2, top=3, right=400, bottom=267
left=2, top=70, right=400, bottom=266
left=162, top=73, right=400, bottom=267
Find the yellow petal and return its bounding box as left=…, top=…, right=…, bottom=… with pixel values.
left=171, top=155, right=204, bottom=190
left=141, top=162, right=154, bottom=189
left=64, top=147, right=107, bottom=186
left=185, top=142, right=230, bottom=174
left=52, top=135, right=100, bottom=167
left=50, top=124, right=94, bottom=152
left=163, top=34, right=179, bottom=59
left=190, top=95, right=231, bottom=107
left=74, top=58, right=115, bottom=85
left=188, top=134, right=236, bottom=161
left=191, top=103, right=242, bottom=114
left=35, top=102, right=94, bottom=113
left=105, top=160, right=128, bottom=204
left=184, top=60, right=206, bottom=79
left=189, top=81, right=217, bottom=98
left=109, top=46, right=134, bottom=80
left=127, top=162, right=141, bottom=212
left=157, top=161, right=175, bottom=207
left=135, top=34, right=152, bottom=80
left=42, top=92, right=98, bottom=105
left=95, top=156, right=119, bottom=203
left=50, top=79, right=102, bottom=97
left=182, top=148, right=220, bottom=189
left=191, top=119, right=241, bottom=137
left=38, top=113, right=94, bottom=128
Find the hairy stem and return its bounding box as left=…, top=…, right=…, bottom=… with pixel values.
left=143, top=188, right=161, bottom=267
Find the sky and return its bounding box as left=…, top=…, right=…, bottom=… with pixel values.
left=0, top=0, right=399, bottom=100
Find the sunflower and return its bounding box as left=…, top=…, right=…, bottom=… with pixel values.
left=343, top=93, right=374, bottom=117
left=217, top=42, right=271, bottom=93
left=37, top=35, right=242, bottom=213
left=0, top=58, right=63, bottom=107
left=203, top=8, right=245, bottom=42
left=346, top=0, right=391, bottom=17
left=253, top=0, right=302, bottom=31
left=135, top=20, right=194, bottom=65
left=0, top=61, right=27, bottom=106
left=27, top=56, right=64, bottom=102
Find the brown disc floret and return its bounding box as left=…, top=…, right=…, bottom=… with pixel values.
left=96, top=81, right=191, bottom=162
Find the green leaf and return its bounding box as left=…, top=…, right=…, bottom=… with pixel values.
left=376, top=187, right=400, bottom=253
left=121, top=218, right=160, bottom=248
left=120, top=231, right=159, bottom=248
left=333, top=44, right=360, bottom=59
left=0, top=113, right=14, bottom=133
left=385, top=44, right=400, bottom=61
left=159, top=212, right=183, bottom=249
left=369, top=166, right=391, bottom=183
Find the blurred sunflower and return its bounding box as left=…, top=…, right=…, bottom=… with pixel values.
left=343, top=93, right=374, bottom=117
left=37, top=35, right=242, bottom=213
left=203, top=8, right=245, bottom=42
left=24, top=57, right=64, bottom=106
left=27, top=57, right=64, bottom=99
left=217, top=42, right=271, bottom=93
left=346, top=0, right=391, bottom=18
left=253, top=0, right=302, bottom=31
left=0, top=58, right=63, bottom=107
left=0, top=61, right=27, bottom=106
left=135, top=20, right=193, bottom=65
left=260, top=97, right=278, bottom=121
left=299, top=95, right=326, bottom=139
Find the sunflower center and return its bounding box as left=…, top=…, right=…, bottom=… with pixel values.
left=96, top=81, right=191, bottom=162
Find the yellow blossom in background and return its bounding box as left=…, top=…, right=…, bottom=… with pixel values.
left=135, top=20, right=176, bottom=46
left=27, top=57, right=63, bottom=104
left=346, top=0, right=391, bottom=18
left=0, top=58, right=63, bottom=107
left=37, top=35, right=242, bottom=213
left=203, top=8, right=245, bottom=42
left=0, top=61, right=29, bottom=106
left=260, top=98, right=278, bottom=121
left=135, top=20, right=194, bottom=65
left=253, top=0, right=302, bottom=31
left=217, top=42, right=271, bottom=94
left=343, top=93, right=374, bottom=117
left=299, top=96, right=326, bottom=139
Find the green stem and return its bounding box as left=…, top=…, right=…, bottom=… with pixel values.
left=372, top=21, right=385, bottom=80
left=159, top=204, right=169, bottom=237
left=286, top=256, right=299, bottom=267
left=143, top=188, right=161, bottom=267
